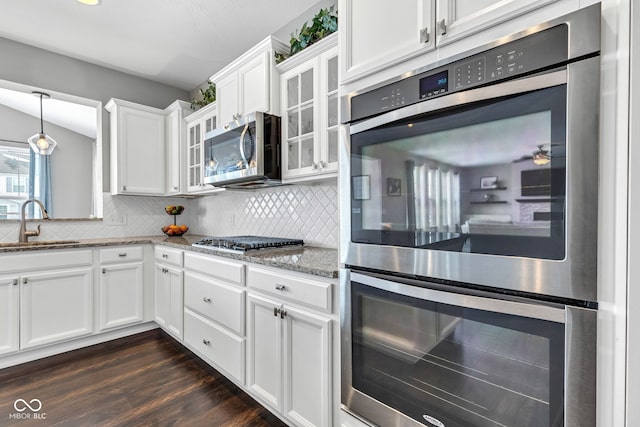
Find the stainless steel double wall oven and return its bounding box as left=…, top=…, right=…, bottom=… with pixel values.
left=340, top=5, right=600, bottom=427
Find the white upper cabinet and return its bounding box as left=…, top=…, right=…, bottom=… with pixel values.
left=106, top=99, right=166, bottom=196
left=340, top=0, right=434, bottom=83
left=277, top=33, right=339, bottom=182
left=340, top=0, right=560, bottom=83
left=164, top=100, right=191, bottom=195
left=211, top=36, right=287, bottom=130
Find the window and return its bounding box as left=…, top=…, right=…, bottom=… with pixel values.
left=0, top=144, right=31, bottom=219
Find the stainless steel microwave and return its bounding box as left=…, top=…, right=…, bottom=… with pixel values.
left=203, top=112, right=281, bottom=189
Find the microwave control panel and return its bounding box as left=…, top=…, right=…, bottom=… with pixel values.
left=350, top=24, right=569, bottom=123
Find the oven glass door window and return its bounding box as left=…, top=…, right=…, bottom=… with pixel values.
left=351, top=281, right=565, bottom=427
left=205, top=122, right=257, bottom=178
left=350, top=85, right=567, bottom=260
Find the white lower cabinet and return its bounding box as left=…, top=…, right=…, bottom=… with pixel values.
left=98, top=246, right=145, bottom=331
left=247, top=293, right=332, bottom=427
left=20, top=267, right=94, bottom=349
left=183, top=252, right=246, bottom=384
left=0, top=275, right=19, bottom=355
left=154, top=246, right=184, bottom=340
left=154, top=263, right=184, bottom=340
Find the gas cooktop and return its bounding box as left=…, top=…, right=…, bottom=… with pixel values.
left=192, top=235, right=304, bottom=254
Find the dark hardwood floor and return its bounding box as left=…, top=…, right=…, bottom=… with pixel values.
left=0, top=329, right=288, bottom=426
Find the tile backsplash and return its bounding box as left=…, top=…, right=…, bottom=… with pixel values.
left=190, top=183, right=338, bottom=248
left=0, top=183, right=339, bottom=248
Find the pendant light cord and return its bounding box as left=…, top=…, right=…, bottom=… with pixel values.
left=39, top=93, right=44, bottom=134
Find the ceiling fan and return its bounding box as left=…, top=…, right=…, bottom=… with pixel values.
left=513, top=144, right=552, bottom=165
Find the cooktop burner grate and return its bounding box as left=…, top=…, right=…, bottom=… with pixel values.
left=192, top=235, right=304, bottom=253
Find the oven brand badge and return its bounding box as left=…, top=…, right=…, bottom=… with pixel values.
left=9, top=399, right=46, bottom=420
left=423, top=414, right=445, bottom=427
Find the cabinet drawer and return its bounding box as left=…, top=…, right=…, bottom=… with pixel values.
left=184, top=252, right=244, bottom=286
left=184, top=272, right=245, bottom=336
left=155, top=246, right=183, bottom=267
left=0, top=250, right=92, bottom=273
left=184, top=309, right=245, bottom=384
left=247, top=266, right=332, bottom=313
left=100, top=246, right=144, bottom=264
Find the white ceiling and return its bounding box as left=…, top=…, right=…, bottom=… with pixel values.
left=0, top=0, right=320, bottom=91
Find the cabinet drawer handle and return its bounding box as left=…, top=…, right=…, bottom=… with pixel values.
left=275, top=284, right=286, bottom=291
left=118, top=253, right=127, bottom=257
left=203, top=297, right=211, bottom=303
left=202, top=339, right=211, bottom=346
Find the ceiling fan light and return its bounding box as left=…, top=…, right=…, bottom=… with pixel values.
left=532, top=145, right=550, bottom=165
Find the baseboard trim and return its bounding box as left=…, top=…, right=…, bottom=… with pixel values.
left=0, top=322, right=159, bottom=370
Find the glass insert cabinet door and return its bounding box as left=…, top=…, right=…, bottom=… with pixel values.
left=323, top=52, right=339, bottom=170
left=285, top=64, right=316, bottom=172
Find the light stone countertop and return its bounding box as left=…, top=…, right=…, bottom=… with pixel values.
left=0, top=235, right=339, bottom=279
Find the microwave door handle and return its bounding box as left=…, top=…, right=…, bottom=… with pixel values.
left=238, top=123, right=250, bottom=167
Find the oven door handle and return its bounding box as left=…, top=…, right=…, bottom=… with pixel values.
left=350, top=271, right=566, bottom=323
left=350, top=69, right=567, bottom=135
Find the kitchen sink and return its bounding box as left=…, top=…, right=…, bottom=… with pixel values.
left=0, top=240, right=80, bottom=248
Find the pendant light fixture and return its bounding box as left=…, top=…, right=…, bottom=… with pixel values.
left=532, top=144, right=550, bottom=165
left=27, top=91, right=57, bottom=155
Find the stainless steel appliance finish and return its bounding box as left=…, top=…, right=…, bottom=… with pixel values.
left=341, top=270, right=596, bottom=427
left=339, top=4, right=601, bottom=303
left=203, top=112, right=281, bottom=188
left=192, top=235, right=304, bottom=254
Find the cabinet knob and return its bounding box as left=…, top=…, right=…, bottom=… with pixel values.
left=12, top=279, right=18, bottom=286
left=312, top=163, right=318, bottom=170
left=22, top=278, right=28, bottom=284
left=202, top=339, right=211, bottom=346
left=173, top=186, right=178, bottom=190
left=420, top=27, right=430, bottom=43
left=280, top=310, right=287, bottom=319
left=122, top=185, right=127, bottom=191
left=273, top=307, right=280, bottom=317
left=275, top=284, right=286, bottom=291
left=203, top=297, right=211, bottom=303
left=320, top=161, right=327, bottom=168
left=102, top=268, right=107, bottom=274
left=162, top=254, right=168, bottom=259
left=439, top=19, right=447, bottom=35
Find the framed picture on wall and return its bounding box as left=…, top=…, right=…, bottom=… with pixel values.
left=387, top=178, right=401, bottom=196
left=480, top=176, right=498, bottom=189
left=352, top=175, right=370, bottom=200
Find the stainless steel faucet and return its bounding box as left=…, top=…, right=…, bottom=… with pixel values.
left=18, top=199, right=50, bottom=243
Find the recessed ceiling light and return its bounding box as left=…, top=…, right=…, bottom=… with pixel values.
left=77, top=0, right=101, bottom=5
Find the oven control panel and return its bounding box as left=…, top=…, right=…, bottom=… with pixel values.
left=350, top=23, right=569, bottom=123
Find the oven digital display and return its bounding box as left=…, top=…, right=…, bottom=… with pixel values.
left=419, top=70, right=449, bottom=98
